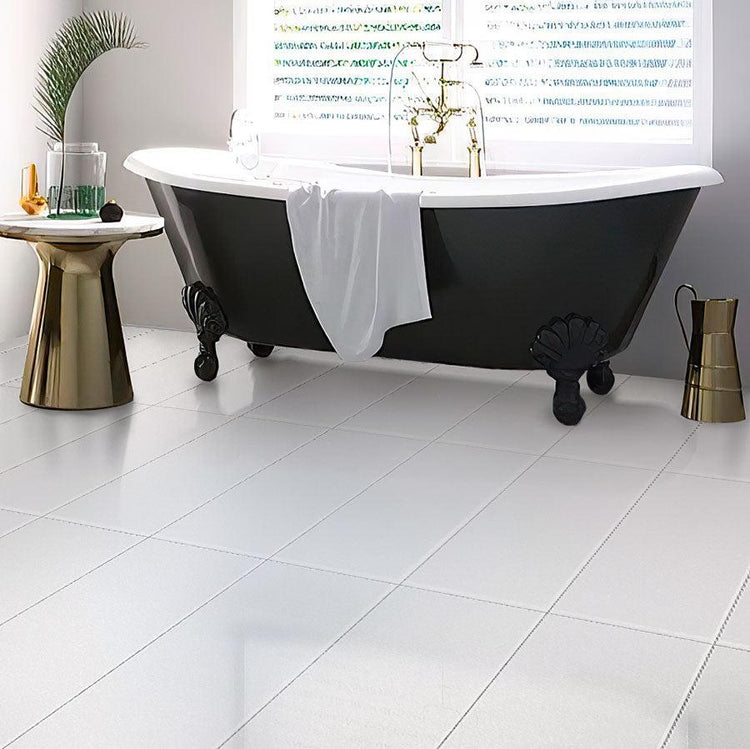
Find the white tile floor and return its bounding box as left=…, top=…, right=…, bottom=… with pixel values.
left=1, top=327, right=748, bottom=748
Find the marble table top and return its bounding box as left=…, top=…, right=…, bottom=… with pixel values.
left=0, top=213, right=164, bottom=243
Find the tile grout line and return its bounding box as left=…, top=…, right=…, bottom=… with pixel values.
left=0, top=352, right=347, bottom=543
left=0, top=360, right=348, bottom=617
left=0, top=410, right=36, bottom=428
left=658, top=562, right=750, bottom=748
left=0, top=402, right=333, bottom=631
left=0, top=406, right=155, bottom=481
left=8, top=362, right=526, bottom=748
left=97, top=359, right=436, bottom=551
left=52, top=507, right=722, bottom=654
left=239, top=359, right=439, bottom=418
left=129, top=343, right=198, bottom=374
left=663, top=468, right=750, bottom=485
left=5, top=398, right=350, bottom=626
left=545, top=610, right=714, bottom=648
left=0, top=344, right=30, bottom=356
left=152, top=371, right=439, bottom=539
left=1, top=555, right=267, bottom=749
left=2, top=344, right=743, bottom=745
left=42, top=507, right=724, bottom=661
left=2, top=351, right=421, bottom=562
left=0, top=333, right=205, bottom=473
left=715, top=641, right=750, bottom=655
left=144, top=346, right=306, bottom=408
left=3, top=356, right=454, bottom=745
left=434, top=416, right=701, bottom=748
left=212, top=371, right=627, bottom=747
left=402, top=373, right=631, bottom=587
left=2, top=403, right=360, bottom=746
left=1, top=362, right=643, bottom=746
left=663, top=421, right=703, bottom=471
left=239, top=555, right=718, bottom=649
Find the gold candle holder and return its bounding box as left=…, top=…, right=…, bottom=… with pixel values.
left=19, top=164, right=48, bottom=216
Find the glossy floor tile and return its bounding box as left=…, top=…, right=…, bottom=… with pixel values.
left=668, top=417, right=750, bottom=482
left=275, top=442, right=535, bottom=582
left=0, top=508, right=35, bottom=537
left=52, top=418, right=323, bottom=536
left=0, top=334, right=28, bottom=352
left=340, top=366, right=523, bottom=440
left=0, top=342, right=27, bottom=386
left=0, top=402, right=143, bottom=474
left=665, top=646, right=750, bottom=749
left=123, top=329, right=196, bottom=371
left=250, top=362, right=417, bottom=427
left=161, top=353, right=335, bottom=416
left=0, top=539, right=254, bottom=747
left=159, top=428, right=424, bottom=557
left=224, top=586, right=539, bottom=748
left=8, top=563, right=390, bottom=749
left=0, top=406, right=228, bottom=515
left=441, top=378, right=573, bottom=455
left=123, top=326, right=158, bottom=340
left=548, top=376, right=697, bottom=470
left=442, top=616, right=705, bottom=748
left=0, top=385, right=27, bottom=424
left=407, top=458, right=655, bottom=609
left=0, top=518, right=136, bottom=623
left=720, top=579, right=750, bottom=650
left=2, top=328, right=749, bottom=748
left=554, top=473, right=750, bottom=639
left=131, top=336, right=253, bottom=405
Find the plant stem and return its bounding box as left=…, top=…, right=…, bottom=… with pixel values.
left=56, top=132, right=65, bottom=216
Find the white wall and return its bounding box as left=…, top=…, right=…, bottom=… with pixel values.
left=12, top=1, right=748, bottom=380
left=81, top=0, right=234, bottom=330
left=0, top=0, right=83, bottom=342
left=617, top=0, right=750, bottom=379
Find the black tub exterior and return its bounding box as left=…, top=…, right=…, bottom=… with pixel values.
left=148, top=178, right=698, bottom=372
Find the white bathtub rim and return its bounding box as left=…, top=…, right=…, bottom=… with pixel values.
left=124, top=147, right=723, bottom=209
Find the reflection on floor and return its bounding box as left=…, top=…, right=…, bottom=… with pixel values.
left=1, top=327, right=748, bottom=748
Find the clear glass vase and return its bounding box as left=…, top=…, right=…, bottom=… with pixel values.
left=228, top=109, right=260, bottom=171
left=46, top=142, right=107, bottom=220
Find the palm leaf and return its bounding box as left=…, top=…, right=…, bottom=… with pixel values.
left=34, top=11, right=147, bottom=143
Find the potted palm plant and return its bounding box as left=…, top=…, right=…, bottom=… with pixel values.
left=34, top=11, right=146, bottom=218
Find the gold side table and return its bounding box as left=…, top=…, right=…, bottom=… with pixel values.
left=0, top=214, right=164, bottom=410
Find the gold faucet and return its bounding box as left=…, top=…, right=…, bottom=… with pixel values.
left=396, top=43, right=484, bottom=178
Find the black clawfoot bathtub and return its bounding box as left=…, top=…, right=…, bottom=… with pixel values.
left=125, top=148, right=721, bottom=424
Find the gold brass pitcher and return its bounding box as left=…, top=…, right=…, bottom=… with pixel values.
left=675, top=284, right=745, bottom=423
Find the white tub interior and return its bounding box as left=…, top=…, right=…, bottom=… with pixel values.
left=124, top=147, right=723, bottom=209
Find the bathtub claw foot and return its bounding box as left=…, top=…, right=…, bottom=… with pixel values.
left=531, top=313, right=610, bottom=426
left=587, top=360, right=615, bottom=395
left=248, top=342, right=274, bottom=358
left=182, top=282, right=228, bottom=382
left=552, top=378, right=587, bottom=426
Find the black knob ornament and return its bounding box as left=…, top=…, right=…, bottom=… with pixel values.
left=99, top=200, right=124, bottom=223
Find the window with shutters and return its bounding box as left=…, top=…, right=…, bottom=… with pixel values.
left=235, top=0, right=711, bottom=167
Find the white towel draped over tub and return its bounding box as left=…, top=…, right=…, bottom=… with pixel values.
left=285, top=182, right=432, bottom=361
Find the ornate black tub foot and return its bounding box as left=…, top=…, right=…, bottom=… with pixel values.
left=587, top=360, right=615, bottom=395
left=531, top=313, right=610, bottom=426
left=248, top=342, right=274, bottom=358
left=182, top=282, right=228, bottom=382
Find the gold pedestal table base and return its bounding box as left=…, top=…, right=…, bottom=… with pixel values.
left=0, top=214, right=164, bottom=410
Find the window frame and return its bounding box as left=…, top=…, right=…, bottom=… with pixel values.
left=234, top=0, right=712, bottom=168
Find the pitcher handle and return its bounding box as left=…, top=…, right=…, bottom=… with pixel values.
left=674, top=284, right=698, bottom=351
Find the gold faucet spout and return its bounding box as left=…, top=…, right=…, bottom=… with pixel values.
left=400, top=46, right=486, bottom=178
